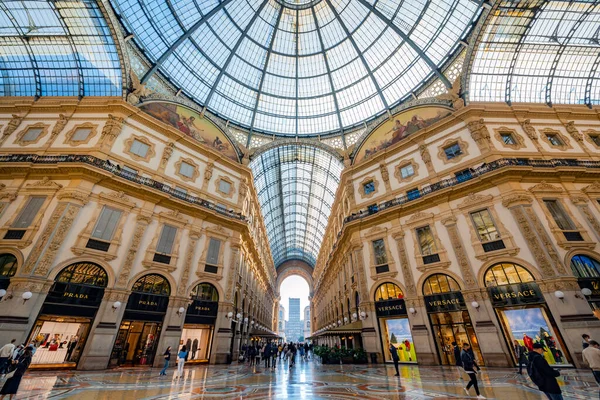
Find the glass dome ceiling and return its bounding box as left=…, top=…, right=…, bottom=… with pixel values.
left=109, top=0, right=482, bottom=137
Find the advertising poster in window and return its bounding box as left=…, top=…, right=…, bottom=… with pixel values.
left=383, top=318, right=417, bottom=363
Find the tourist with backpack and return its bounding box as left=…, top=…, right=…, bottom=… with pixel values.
left=527, top=343, right=563, bottom=400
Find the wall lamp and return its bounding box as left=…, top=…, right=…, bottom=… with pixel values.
left=176, top=307, right=186, bottom=316
left=576, top=288, right=593, bottom=299
left=359, top=310, right=368, bottom=320
left=471, top=301, right=480, bottom=311
left=112, top=301, right=122, bottom=312
left=0, top=289, right=12, bottom=301
left=22, top=291, right=32, bottom=304
left=554, top=290, right=565, bottom=302
left=408, top=307, right=417, bottom=315
left=352, top=312, right=357, bottom=321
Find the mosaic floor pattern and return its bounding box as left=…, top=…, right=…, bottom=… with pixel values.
left=12, top=358, right=600, bottom=399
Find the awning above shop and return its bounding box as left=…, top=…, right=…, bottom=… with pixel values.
left=313, top=321, right=363, bottom=337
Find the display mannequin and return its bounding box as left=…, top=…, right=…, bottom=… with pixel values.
left=523, top=333, right=534, bottom=351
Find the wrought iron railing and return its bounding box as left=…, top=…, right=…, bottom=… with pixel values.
left=0, top=154, right=246, bottom=222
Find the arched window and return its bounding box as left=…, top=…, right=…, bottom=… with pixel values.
left=484, top=262, right=534, bottom=287
left=190, top=283, right=219, bottom=301
left=132, top=274, right=170, bottom=295
left=423, top=274, right=460, bottom=295
left=354, top=291, right=360, bottom=309
left=0, top=254, right=18, bottom=278
left=56, top=262, right=108, bottom=287
left=375, top=282, right=404, bottom=301
left=570, top=255, right=600, bottom=278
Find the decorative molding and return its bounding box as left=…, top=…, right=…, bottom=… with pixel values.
left=116, top=215, right=151, bottom=287
left=2, top=114, right=24, bottom=140
left=51, top=114, right=70, bottom=141
left=100, top=190, right=137, bottom=209
left=177, top=232, right=201, bottom=296
left=418, top=143, right=434, bottom=174
left=583, top=181, right=600, bottom=194
left=215, top=175, right=235, bottom=199
left=406, top=211, right=435, bottom=226
left=123, top=134, right=156, bottom=162
left=457, top=192, right=494, bottom=210
left=444, top=219, right=477, bottom=288
left=358, top=176, right=379, bottom=199
left=63, top=122, right=98, bottom=146
left=437, top=137, right=469, bottom=165
left=393, top=232, right=416, bottom=296
left=160, top=142, right=175, bottom=171
left=26, top=176, right=63, bottom=190
left=564, top=121, right=583, bottom=142
left=394, top=159, right=419, bottom=184
left=467, top=118, right=492, bottom=153
left=519, top=119, right=538, bottom=141
left=202, top=162, right=214, bottom=191
left=14, top=123, right=50, bottom=146
left=523, top=206, right=569, bottom=275
left=501, top=194, right=533, bottom=208
left=528, top=181, right=564, bottom=194
left=56, top=189, right=90, bottom=204
left=493, top=126, right=526, bottom=150
left=379, top=163, right=391, bottom=192
left=100, top=114, right=125, bottom=149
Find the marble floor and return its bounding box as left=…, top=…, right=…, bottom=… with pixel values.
left=12, top=358, right=600, bottom=399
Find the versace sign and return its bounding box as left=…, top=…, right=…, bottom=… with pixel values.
left=424, top=292, right=466, bottom=313
left=488, top=282, right=544, bottom=307
left=375, top=298, right=407, bottom=317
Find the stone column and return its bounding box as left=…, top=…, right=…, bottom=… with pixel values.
left=441, top=216, right=477, bottom=289
left=392, top=231, right=416, bottom=296
left=116, top=214, right=152, bottom=288
left=177, top=229, right=201, bottom=296
left=570, top=195, right=600, bottom=241
left=153, top=296, right=189, bottom=368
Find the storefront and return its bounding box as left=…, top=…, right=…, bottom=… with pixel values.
left=28, top=262, right=108, bottom=368
left=570, top=254, right=600, bottom=316
left=182, top=283, right=218, bottom=363
left=485, top=262, right=571, bottom=366
left=0, top=253, right=17, bottom=293
left=423, top=274, right=482, bottom=366
left=374, top=282, right=417, bottom=363
left=110, top=274, right=170, bottom=367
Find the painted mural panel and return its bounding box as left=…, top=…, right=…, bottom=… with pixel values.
left=355, top=106, right=451, bottom=163
left=139, top=102, right=238, bottom=161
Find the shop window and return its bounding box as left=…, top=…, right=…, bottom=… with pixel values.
left=483, top=262, right=534, bottom=287
left=71, top=127, right=92, bottom=142
left=545, top=133, right=564, bottom=146
left=375, top=282, right=404, bottom=302
left=56, top=262, right=108, bottom=287
left=132, top=274, right=170, bottom=295
left=416, top=225, right=439, bottom=264
left=570, top=255, right=600, bottom=278
left=179, top=161, right=195, bottom=178
left=500, top=132, right=516, bottom=145
left=21, top=127, right=43, bottom=142
left=0, top=254, right=18, bottom=290
left=86, top=206, right=122, bottom=252
left=190, top=283, right=219, bottom=301
left=154, top=224, right=177, bottom=264
left=423, top=274, right=460, bottom=295
left=443, top=142, right=462, bottom=160
left=129, top=139, right=150, bottom=158
left=400, top=164, right=414, bottom=179
left=363, top=180, right=376, bottom=195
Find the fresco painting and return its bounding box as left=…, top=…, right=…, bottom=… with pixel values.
left=355, top=106, right=452, bottom=163
left=140, top=102, right=238, bottom=161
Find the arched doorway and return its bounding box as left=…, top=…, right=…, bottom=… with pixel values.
left=28, top=262, right=108, bottom=368
left=278, top=272, right=311, bottom=343
left=0, top=254, right=18, bottom=292
left=374, top=282, right=416, bottom=363
left=484, top=262, right=570, bottom=366
left=571, top=254, right=600, bottom=315
left=182, top=283, right=219, bottom=363
left=111, top=274, right=170, bottom=367
left=423, top=273, right=483, bottom=365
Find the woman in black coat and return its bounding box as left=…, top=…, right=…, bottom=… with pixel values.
left=0, top=347, right=32, bottom=399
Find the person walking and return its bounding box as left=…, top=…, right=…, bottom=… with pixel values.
left=452, top=342, right=463, bottom=379
left=514, top=339, right=528, bottom=375
left=527, top=343, right=563, bottom=400
left=0, top=340, right=16, bottom=375
left=159, top=346, right=171, bottom=376
left=264, top=342, right=271, bottom=369
left=271, top=344, right=278, bottom=369
left=461, top=343, right=485, bottom=399
left=582, top=339, right=600, bottom=399
left=249, top=345, right=257, bottom=366
left=389, top=343, right=400, bottom=377
left=176, top=346, right=188, bottom=379
left=0, top=346, right=32, bottom=400
left=584, top=334, right=592, bottom=349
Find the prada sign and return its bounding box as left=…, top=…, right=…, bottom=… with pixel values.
left=577, top=278, right=600, bottom=300
left=425, top=292, right=466, bottom=313
left=488, top=283, right=544, bottom=307
left=126, top=292, right=169, bottom=313
left=375, top=298, right=407, bottom=317
left=185, top=300, right=219, bottom=324
left=41, top=282, right=105, bottom=317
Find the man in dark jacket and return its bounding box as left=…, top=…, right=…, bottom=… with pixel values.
left=527, top=343, right=563, bottom=400
left=452, top=342, right=463, bottom=378
left=514, top=339, right=528, bottom=374
left=389, top=344, right=400, bottom=377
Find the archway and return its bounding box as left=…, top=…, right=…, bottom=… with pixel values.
left=276, top=260, right=313, bottom=343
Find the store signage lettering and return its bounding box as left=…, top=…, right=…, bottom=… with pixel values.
left=138, top=300, right=158, bottom=306
left=375, top=298, right=407, bottom=317
left=424, top=292, right=466, bottom=313
left=577, top=278, right=600, bottom=299
left=488, top=283, right=543, bottom=307
left=63, top=292, right=89, bottom=299
left=187, top=300, right=218, bottom=317
left=126, top=292, right=169, bottom=313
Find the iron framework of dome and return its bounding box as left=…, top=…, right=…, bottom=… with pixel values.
left=0, top=0, right=123, bottom=97
left=109, top=0, right=483, bottom=138
left=249, top=144, right=343, bottom=268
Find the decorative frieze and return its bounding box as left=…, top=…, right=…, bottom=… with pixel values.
left=116, top=214, right=151, bottom=287
left=392, top=231, right=416, bottom=296
left=177, top=230, right=201, bottom=297
left=441, top=216, right=477, bottom=289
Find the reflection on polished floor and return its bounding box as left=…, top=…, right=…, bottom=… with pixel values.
left=15, top=359, right=598, bottom=399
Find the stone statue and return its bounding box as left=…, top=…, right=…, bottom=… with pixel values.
left=520, top=119, right=538, bottom=141
left=2, top=114, right=24, bottom=138
left=436, top=76, right=464, bottom=110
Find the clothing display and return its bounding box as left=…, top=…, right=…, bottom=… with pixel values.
left=523, top=334, right=534, bottom=352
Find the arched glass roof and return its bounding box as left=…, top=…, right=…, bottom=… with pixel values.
left=469, top=0, right=600, bottom=106
left=0, top=0, right=122, bottom=97
left=249, top=144, right=343, bottom=267
left=109, top=0, right=482, bottom=137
